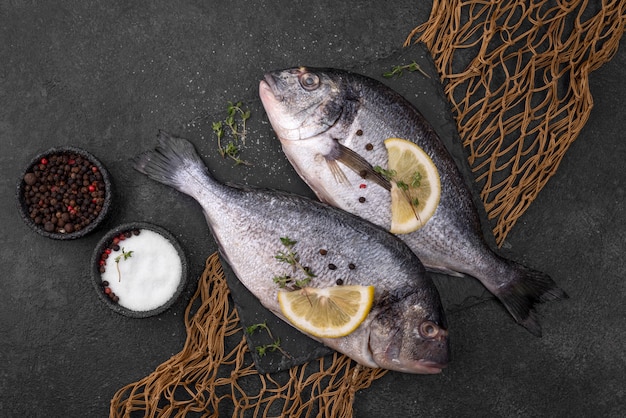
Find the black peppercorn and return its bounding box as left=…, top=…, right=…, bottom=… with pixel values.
left=23, top=173, right=37, bottom=185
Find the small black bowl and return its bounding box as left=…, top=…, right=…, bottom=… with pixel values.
left=90, top=222, right=188, bottom=318
left=16, top=146, right=113, bottom=240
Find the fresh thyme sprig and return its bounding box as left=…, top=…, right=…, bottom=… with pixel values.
left=211, top=101, right=251, bottom=166
left=255, top=338, right=284, bottom=357
left=374, top=166, right=397, bottom=181
left=374, top=165, right=422, bottom=209
left=273, top=237, right=316, bottom=289
left=245, top=320, right=272, bottom=336
left=225, top=101, right=251, bottom=143
left=244, top=321, right=291, bottom=358
left=114, top=247, right=134, bottom=282
left=383, top=61, right=431, bottom=79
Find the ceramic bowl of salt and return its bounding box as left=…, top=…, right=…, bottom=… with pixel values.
left=91, top=222, right=187, bottom=318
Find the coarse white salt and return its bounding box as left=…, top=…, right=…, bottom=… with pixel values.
left=101, top=229, right=182, bottom=312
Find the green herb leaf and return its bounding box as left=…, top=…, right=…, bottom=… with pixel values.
left=256, top=345, right=268, bottom=357
left=374, top=165, right=397, bottom=181
left=274, top=236, right=316, bottom=290
left=246, top=320, right=272, bottom=336
left=280, top=236, right=297, bottom=247
left=114, top=248, right=134, bottom=263
left=272, top=275, right=292, bottom=288
left=396, top=180, right=409, bottom=191
left=411, top=171, right=422, bottom=188
left=256, top=338, right=283, bottom=357
left=211, top=101, right=252, bottom=166
left=114, top=247, right=134, bottom=282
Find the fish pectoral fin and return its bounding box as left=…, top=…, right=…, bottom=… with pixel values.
left=331, top=142, right=391, bottom=191
left=326, top=158, right=351, bottom=185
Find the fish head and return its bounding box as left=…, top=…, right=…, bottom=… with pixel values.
left=368, top=286, right=450, bottom=374
left=259, top=67, right=355, bottom=141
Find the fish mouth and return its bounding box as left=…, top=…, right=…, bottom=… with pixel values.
left=412, top=360, right=446, bottom=374
left=259, top=75, right=293, bottom=140
left=259, top=73, right=281, bottom=102
left=377, top=357, right=447, bottom=375
left=370, top=328, right=450, bottom=374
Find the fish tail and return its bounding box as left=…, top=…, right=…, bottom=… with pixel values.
left=133, top=130, right=212, bottom=196
left=494, top=261, right=568, bottom=337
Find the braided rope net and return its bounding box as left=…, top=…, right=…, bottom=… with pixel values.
left=406, top=0, right=626, bottom=245
left=110, top=3, right=625, bottom=417
left=110, top=253, right=386, bottom=417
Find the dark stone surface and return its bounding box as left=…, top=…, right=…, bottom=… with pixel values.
left=1, top=1, right=624, bottom=416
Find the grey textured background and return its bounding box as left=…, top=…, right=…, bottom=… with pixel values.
left=1, top=1, right=624, bottom=416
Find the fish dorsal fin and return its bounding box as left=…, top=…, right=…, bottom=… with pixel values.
left=326, top=139, right=391, bottom=191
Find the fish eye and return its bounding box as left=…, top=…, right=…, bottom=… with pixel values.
left=299, top=72, right=320, bottom=91
left=419, top=321, right=440, bottom=339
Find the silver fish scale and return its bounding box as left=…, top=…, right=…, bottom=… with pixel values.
left=199, top=187, right=427, bottom=304
left=134, top=131, right=449, bottom=372
left=280, top=68, right=497, bottom=279
left=261, top=67, right=567, bottom=336
left=338, top=104, right=486, bottom=273
left=161, top=153, right=431, bottom=310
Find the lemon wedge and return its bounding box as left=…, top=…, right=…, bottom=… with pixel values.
left=384, top=137, right=441, bottom=234
left=277, top=285, right=375, bottom=338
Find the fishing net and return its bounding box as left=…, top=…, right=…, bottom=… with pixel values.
left=406, top=0, right=626, bottom=245
left=110, top=3, right=626, bottom=417
left=110, top=253, right=386, bottom=417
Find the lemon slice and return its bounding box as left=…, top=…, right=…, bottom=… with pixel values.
left=277, top=285, right=375, bottom=338
left=384, top=137, right=441, bottom=234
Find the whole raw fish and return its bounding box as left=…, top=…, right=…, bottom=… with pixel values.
left=259, top=67, right=567, bottom=336
left=133, top=131, right=449, bottom=374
